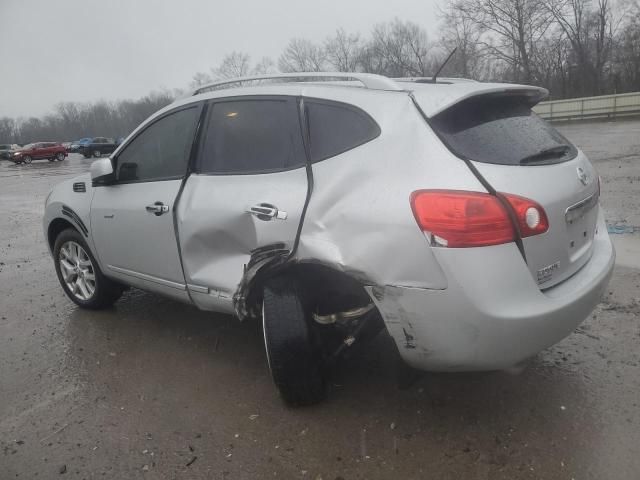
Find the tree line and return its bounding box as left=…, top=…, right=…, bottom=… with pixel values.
left=2, top=0, right=639, bottom=145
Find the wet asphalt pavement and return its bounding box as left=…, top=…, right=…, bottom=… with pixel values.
left=1, top=120, right=640, bottom=479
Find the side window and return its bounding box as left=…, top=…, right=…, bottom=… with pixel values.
left=198, top=98, right=305, bottom=174
left=115, top=106, right=200, bottom=183
left=306, top=100, right=381, bottom=162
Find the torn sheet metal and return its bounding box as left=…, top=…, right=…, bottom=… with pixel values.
left=233, top=243, right=290, bottom=320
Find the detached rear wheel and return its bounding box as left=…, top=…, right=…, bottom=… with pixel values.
left=262, top=277, right=326, bottom=406
left=53, top=228, right=123, bottom=309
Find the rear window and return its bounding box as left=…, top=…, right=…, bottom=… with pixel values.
left=306, top=100, right=380, bottom=162
left=430, top=96, right=577, bottom=165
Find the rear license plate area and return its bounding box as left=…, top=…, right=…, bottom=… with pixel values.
left=565, top=193, right=598, bottom=256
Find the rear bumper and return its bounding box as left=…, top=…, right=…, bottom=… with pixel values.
left=367, top=210, right=615, bottom=371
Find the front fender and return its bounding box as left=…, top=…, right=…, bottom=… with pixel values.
left=43, top=173, right=98, bottom=259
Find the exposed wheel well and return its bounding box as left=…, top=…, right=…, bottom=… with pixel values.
left=47, top=218, right=77, bottom=250
left=252, top=262, right=372, bottom=318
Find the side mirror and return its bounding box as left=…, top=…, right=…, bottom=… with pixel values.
left=90, top=157, right=115, bottom=185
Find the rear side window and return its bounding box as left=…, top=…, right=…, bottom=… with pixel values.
left=198, top=98, right=305, bottom=174
left=306, top=100, right=380, bottom=162
left=430, top=96, right=577, bottom=165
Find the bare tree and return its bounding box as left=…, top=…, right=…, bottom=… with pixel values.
left=324, top=28, right=363, bottom=71
left=190, top=71, right=212, bottom=89
left=544, top=0, right=616, bottom=95
left=252, top=56, right=276, bottom=75
left=366, top=19, right=435, bottom=77
left=278, top=38, right=327, bottom=72
left=439, top=1, right=485, bottom=78
left=212, top=51, right=252, bottom=79
left=453, top=0, right=554, bottom=83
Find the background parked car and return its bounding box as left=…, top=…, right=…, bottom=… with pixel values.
left=78, top=137, right=117, bottom=158
left=0, top=144, right=19, bottom=160
left=11, top=142, right=68, bottom=164
left=69, top=138, right=92, bottom=153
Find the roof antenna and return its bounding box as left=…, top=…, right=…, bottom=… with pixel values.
left=431, top=47, right=457, bottom=83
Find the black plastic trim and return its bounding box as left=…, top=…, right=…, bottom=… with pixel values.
left=61, top=205, right=89, bottom=237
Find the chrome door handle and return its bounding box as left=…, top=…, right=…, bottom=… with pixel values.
left=146, top=202, right=169, bottom=216
left=247, top=203, right=288, bottom=221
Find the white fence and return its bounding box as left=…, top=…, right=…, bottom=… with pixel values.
left=534, top=91, right=640, bottom=122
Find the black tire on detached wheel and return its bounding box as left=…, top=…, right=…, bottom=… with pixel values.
left=262, top=276, right=326, bottom=406
left=53, top=228, right=123, bottom=309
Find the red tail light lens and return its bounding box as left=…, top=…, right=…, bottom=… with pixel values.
left=410, top=190, right=548, bottom=248
left=499, top=193, right=549, bottom=238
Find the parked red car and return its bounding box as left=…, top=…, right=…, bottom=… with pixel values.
left=11, top=142, right=68, bottom=164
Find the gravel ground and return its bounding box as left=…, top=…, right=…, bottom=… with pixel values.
left=1, top=119, right=639, bottom=479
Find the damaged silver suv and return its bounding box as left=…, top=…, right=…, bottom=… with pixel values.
left=44, top=73, right=614, bottom=405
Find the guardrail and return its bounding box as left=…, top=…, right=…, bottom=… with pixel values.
left=534, top=91, right=640, bottom=122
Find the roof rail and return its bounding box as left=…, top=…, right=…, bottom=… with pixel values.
left=192, top=72, right=403, bottom=95
left=394, top=77, right=479, bottom=84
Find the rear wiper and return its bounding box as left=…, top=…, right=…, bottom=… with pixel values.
left=519, top=145, right=571, bottom=164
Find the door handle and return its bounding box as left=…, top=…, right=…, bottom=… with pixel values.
left=247, top=203, right=288, bottom=221
left=146, top=202, right=169, bottom=216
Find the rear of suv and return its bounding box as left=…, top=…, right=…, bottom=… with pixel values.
left=43, top=73, right=614, bottom=405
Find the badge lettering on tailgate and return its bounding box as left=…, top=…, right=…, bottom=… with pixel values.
left=537, top=261, right=560, bottom=284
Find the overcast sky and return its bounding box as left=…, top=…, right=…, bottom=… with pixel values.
left=0, top=0, right=441, bottom=118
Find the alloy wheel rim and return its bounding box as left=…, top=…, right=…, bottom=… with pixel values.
left=59, top=241, right=96, bottom=301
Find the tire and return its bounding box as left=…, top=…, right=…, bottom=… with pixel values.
left=262, top=276, right=326, bottom=406
left=93, top=150, right=102, bottom=158
left=56, top=152, right=65, bottom=161
left=23, top=155, right=32, bottom=164
left=53, top=228, right=123, bottom=309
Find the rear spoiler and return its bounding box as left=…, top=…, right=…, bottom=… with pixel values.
left=410, top=83, right=548, bottom=118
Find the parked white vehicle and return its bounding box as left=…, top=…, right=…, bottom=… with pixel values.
left=43, top=73, right=614, bottom=405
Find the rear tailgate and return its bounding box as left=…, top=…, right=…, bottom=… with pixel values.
left=418, top=87, right=599, bottom=289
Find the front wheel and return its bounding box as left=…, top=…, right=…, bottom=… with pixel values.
left=56, top=152, right=65, bottom=161
left=93, top=150, right=102, bottom=158
left=53, top=228, right=123, bottom=309
left=23, top=155, right=32, bottom=164
left=262, top=276, right=326, bottom=406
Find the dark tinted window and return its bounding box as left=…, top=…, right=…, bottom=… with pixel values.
left=199, top=98, right=305, bottom=174
left=115, top=106, right=199, bottom=182
left=306, top=100, right=380, bottom=162
left=430, top=96, right=577, bottom=165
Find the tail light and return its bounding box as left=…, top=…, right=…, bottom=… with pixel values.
left=410, top=190, right=548, bottom=248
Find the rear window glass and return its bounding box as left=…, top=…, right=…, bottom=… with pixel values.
left=430, top=96, right=577, bottom=165
left=198, top=98, right=305, bottom=174
left=306, top=100, right=380, bottom=162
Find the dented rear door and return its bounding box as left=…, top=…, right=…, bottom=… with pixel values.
left=177, top=96, right=308, bottom=313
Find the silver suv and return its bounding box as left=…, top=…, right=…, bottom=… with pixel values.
left=43, top=73, right=615, bottom=405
